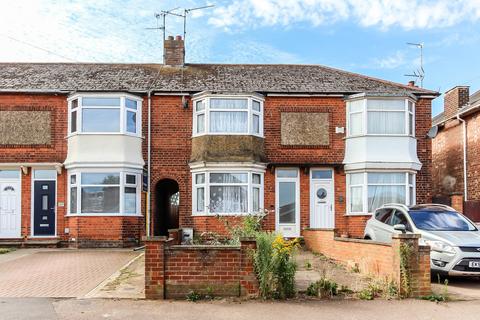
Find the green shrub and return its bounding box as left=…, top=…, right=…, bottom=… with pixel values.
left=306, top=278, right=338, bottom=298
left=219, top=211, right=266, bottom=245
left=186, top=290, right=201, bottom=302
left=254, top=232, right=299, bottom=299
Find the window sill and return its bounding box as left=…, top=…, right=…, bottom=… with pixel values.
left=66, top=213, right=143, bottom=217
left=192, top=133, right=264, bottom=138
left=192, top=213, right=253, bottom=217
left=344, top=213, right=372, bottom=217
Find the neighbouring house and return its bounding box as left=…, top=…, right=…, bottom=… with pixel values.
left=432, top=86, right=480, bottom=221
left=0, top=36, right=438, bottom=247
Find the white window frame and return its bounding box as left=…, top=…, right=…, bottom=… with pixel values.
left=346, top=171, right=416, bottom=215
left=67, top=93, right=142, bottom=137
left=192, top=93, right=264, bottom=137
left=191, top=168, right=265, bottom=216
left=67, top=169, right=142, bottom=217
left=346, top=97, right=415, bottom=137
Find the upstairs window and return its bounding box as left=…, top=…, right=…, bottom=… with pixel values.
left=347, top=98, right=415, bottom=137
left=68, top=95, right=142, bottom=136
left=193, top=95, right=264, bottom=137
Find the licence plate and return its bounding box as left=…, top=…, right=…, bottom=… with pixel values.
left=468, top=261, right=480, bottom=268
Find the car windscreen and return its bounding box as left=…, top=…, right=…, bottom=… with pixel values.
left=408, top=210, right=477, bottom=231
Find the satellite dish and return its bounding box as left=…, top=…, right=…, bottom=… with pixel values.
left=426, top=125, right=438, bottom=139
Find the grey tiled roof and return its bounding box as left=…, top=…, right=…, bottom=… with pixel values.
left=432, top=112, right=445, bottom=126
left=0, top=63, right=438, bottom=95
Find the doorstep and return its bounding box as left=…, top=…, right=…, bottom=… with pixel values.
left=0, top=238, right=60, bottom=248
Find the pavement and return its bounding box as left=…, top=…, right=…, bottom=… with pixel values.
left=1, top=298, right=480, bottom=320
left=432, top=276, right=480, bottom=300
left=0, top=248, right=140, bottom=298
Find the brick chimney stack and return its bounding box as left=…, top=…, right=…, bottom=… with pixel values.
left=164, top=35, right=184, bottom=66
left=444, top=86, right=470, bottom=119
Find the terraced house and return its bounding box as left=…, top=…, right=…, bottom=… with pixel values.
left=0, top=36, right=438, bottom=247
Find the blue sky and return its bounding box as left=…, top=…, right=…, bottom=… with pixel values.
left=1, top=0, right=480, bottom=115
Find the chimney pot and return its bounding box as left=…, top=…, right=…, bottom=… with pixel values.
left=175, top=35, right=182, bottom=41
left=408, top=80, right=415, bottom=87
left=167, top=35, right=174, bottom=40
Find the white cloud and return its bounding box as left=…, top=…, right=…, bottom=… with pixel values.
left=372, top=51, right=406, bottom=69
left=208, top=0, right=480, bottom=31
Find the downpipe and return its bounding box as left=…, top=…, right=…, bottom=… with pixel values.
left=457, top=114, right=468, bottom=201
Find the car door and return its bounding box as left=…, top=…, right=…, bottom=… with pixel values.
left=372, top=208, right=395, bottom=243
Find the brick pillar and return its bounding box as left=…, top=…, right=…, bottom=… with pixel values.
left=239, top=237, right=259, bottom=296
left=392, top=233, right=431, bottom=298
left=451, top=194, right=464, bottom=213
left=144, top=236, right=169, bottom=299
left=168, top=229, right=181, bottom=245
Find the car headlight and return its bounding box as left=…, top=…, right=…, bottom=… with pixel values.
left=424, top=240, right=456, bottom=254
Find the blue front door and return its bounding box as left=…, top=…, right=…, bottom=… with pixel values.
left=33, top=181, right=56, bottom=236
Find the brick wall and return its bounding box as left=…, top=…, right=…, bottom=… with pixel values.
left=148, top=95, right=433, bottom=239
left=303, top=229, right=431, bottom=297
left=67, top=216, right=143, bottom=248
left=444, top=86, right=469, bottom=119
left=433, top=110, right=480, bottom=203
left=144, top=237, right=258, bottom=299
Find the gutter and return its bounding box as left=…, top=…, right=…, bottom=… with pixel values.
left=457, top=114, right=468, bottom=201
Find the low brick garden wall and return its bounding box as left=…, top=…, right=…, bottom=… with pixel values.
left=144, top=237, right=258, bottom=299
left=303, top=228, right=431, bottom=297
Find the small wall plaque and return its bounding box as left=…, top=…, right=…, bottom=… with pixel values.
left=58, top=202, right=65, bottom=207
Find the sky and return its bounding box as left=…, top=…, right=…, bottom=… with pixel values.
left=1, top=0, right=480, bottom=115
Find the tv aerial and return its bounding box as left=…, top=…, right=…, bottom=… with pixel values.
left=404, top=42, right=425, bottom=88
left=147, top=5, right=214, bottom=63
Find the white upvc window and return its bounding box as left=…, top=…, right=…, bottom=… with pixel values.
left=68, top=170, right=141, bottom=216
left=347, top=98, right=415, bottom=137
left=347, top=171, right=416, bottom=215
left=67, top=94, right=142, bottom=136
left=193, top=94, right=264, bottom=137
left=192, top=170, right=264, bottom=215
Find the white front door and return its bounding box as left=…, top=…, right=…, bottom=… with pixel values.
left=275, top=168, right=300, bottom=238
left=310, top=169, right=334, bottom=229
left=0, top=181, right=21, bottom=238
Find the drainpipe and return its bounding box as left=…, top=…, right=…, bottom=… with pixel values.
left=457, top=114, right=468, bottom=201
left=146, top=90, right=152, bottom=237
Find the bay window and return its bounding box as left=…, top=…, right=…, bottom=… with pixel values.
left=68, top=94, right=142, bottom=136
left=347, top=98, right=415, bottom=136
left=193, top=94, right=264, bottom=136
left=68, top=171, right=141, bottom=215
left=347, top=172, right=415, bottom=215
left=192, top=170, right=264, bottom=215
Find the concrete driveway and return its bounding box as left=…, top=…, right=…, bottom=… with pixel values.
left=432, top=276, right=480, bottom=300
left=0, top=249, right=140, bottom=298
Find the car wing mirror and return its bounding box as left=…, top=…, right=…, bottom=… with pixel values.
left=393, top=224, right=407, bottom=234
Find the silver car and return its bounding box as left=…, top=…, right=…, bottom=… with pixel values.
left=364, top=203, right=480, bottom=276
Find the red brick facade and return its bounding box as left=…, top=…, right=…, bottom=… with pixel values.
left=0, top=91, right=434, bottom=246
left=148, top=95, right=433, bottom=239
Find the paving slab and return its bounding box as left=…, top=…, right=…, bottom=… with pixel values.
left=0, top=249, right=140, bottom=298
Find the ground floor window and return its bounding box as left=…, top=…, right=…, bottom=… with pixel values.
left=192, top=170, right=264, bottom=215
left=347, top=171, right=415, bottom=215
left=68, top=170, right=141, bottom=215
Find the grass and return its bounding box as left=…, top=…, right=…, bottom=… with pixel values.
left=0, top=248, right=13, bottom=254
